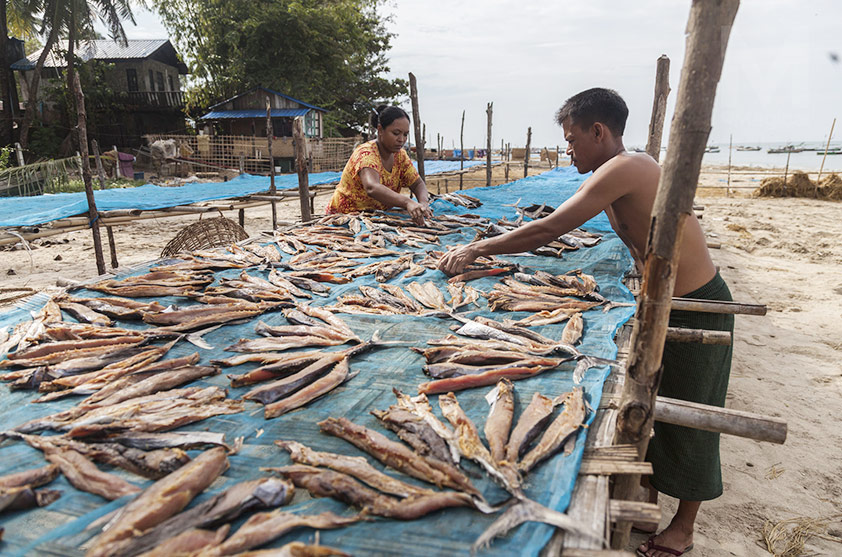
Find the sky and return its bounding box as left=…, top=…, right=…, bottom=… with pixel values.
left=119, top=1, right=841, bottom=148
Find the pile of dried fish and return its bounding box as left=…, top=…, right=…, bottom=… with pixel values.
left=327, top=280, right=480, bottom=316
left=419, top=314, right=618, bottom=388
left=224, top=305, right=359, bottom=353
left=0, top=464, right=61, bottom=519
left=86, top=270, right=214, bottom=298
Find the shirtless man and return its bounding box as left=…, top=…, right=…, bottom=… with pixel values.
left=439, top=88, right=734, bottom=557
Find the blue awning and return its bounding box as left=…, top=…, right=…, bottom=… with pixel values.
left=199, top=108, right=310, bottom=120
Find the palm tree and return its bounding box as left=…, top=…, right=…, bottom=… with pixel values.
left=17, top=0, right=135, bottom=151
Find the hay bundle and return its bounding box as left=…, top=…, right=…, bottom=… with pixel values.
left=762, top=513, right=842, bottom=557
left=754, top=171, right=842, bottom=200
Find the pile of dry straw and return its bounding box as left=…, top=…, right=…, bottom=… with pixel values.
left=754, top=171, right=842, bottom=200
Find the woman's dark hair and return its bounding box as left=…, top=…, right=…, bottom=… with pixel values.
left=371, top=104, right=410, bottom=129
left=555, top=88, right=629, bottom=136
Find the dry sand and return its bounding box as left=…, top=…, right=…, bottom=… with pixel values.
left=1, top=162, right=841, bottom=555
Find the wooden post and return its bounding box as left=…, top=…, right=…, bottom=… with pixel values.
left=92, top=139, right=118, bottom=269
left=556, top=145, right=560, bottom=168
left=505, top=162, right=509, bottom=182
left=486, top=102, right=493, bottom=187
left=71, top=70, right=106, bottom=276
left=408, top=72, right=425, bottom=182
left=443, top=178, right=447, bottom=194
left=725, top=133, right=734, bottom=197
left=817, top=117, right=836, bottom=189
left=436, top=132, right=441, bottom=160
left=783, top=150, right=790, bottom=190
left=612, top=0, right=739, bottom=549
left=14, top=142, right=24, bottom=166
left=645, top=55, right=671, bottom=162
left=238, top=208, right=245, bottom=227
left=292, top=117, right=312, bottom=222
left=239, top=155, right=245, bottom=175
left=266, top=97, right=277, bottom=229
left=501, top=138, right=504, bottom=163
left=523, top=127, right=532, bottom=178
left=459, top=109, right=465, bottom=190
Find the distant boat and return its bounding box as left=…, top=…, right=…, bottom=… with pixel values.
left=631, top=147, right=646, bottom=153
left=704, top=145, right=720, bottom=153
left=768, top=145, right=804, bottom=154
left=817, top=149, right=842, bottom=155
left=736, top=145, right=761, bottom=151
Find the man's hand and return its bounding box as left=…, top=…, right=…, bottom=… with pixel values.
left=406, top=200, right=432, bottom=226
left=438, top=244, right=479, bottom=276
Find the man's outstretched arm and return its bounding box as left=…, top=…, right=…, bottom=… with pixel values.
left=438, top=173, right=624, bottom=275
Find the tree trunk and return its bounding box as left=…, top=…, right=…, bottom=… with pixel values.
left=266, top=96, right=276, bottom=229
left=72, top=68, right=106, bottom=275
left=292, top=117, right=311, bottom=222
left=408, top=72, right=425, bottom=183
left=611, top=0, right=739, bottom=549
left=19, top=14, right=62, bottom=150
left=486, top=102, right=493, bottom=187
left=0, top=0, right=13, bottom=146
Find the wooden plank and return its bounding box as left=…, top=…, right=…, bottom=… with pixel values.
left=579, top=460, right=653, bottom=476
left=609, top=500, right=661, bottom=525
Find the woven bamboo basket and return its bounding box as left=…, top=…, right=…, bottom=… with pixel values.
left=161, top=216, right=249, bottom=258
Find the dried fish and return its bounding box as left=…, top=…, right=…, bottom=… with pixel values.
left=267, top=269, right=311, bottom=298
left=45, top=448, right=141, bottom=500
left=86, top=447, right=229, bottom=557
left=57, top=299, right=112, bottom=326
left=194, top=510, right=357, bottom=557
left=275, top=440, right=433, bottom=498
left=255, top=322, right=352, bottom=342
left=0, top=485, right=61, bottom=513
left=264, top=357, right=354, bottom=418
left=274, top=465, right=475, bottom=520
left=447, top=267, right=512, bottom=284
left=137, top=525, right=229, bottom=557
left=0, top=464, right=59, bottom=489
left=69, top=297, right=166, bottom=321
left=371, top=406, right=456, bottom=466
left=419, top=362, right=559, bottom=395
left=505, top=392, right=557, bottom=463
left=484, top=379, right=515, bottom=463
left=518, top=388, right=586, bottom=473
left=561, top=312, right=584, bottom=345
left=108, top=431, right=231, bottom=452
left=117, top=477, right=294, bottom=557
left=374, top=254, right=414, bottom=282
left=405, top=281, right=448, bottom=311
left=318, top=417, right=479, bottom=496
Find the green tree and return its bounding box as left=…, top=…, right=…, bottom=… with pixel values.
left=152, top=0, right=406, bottom=136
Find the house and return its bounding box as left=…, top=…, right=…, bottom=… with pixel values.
left=198, top=86, right=327, bottom=139
left=12, top=39, right=189, bottom=147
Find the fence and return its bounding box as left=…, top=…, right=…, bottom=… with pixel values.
left=143, top=134, right=361, bottom=176
left=0, top=156, right=82, bottom=197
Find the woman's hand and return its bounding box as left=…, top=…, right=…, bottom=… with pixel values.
left=406, top=200, right=432, bottom=226
left=438, top=244, right=479, bottom=276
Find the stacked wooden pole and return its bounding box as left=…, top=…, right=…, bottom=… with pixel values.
left=645, top=55, right=671, bottom=162
left=486, top=102, right=493, bottom=187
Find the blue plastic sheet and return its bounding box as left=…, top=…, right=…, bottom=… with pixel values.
left=0, top=166, right=634, bottom=556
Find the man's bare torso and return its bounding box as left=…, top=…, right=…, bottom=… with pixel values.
left=594, top=152, right=716, bottom=296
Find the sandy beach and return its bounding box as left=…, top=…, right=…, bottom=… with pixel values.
left=1, top=162, right=840, bottom=555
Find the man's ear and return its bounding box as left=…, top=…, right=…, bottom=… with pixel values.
left=593, top=122, right=604, bottom=141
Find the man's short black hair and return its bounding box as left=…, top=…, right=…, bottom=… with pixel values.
left=555, top=88, right=629, bottom=136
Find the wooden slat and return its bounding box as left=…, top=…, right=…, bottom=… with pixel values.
left=579, top=460, right=653, bottom=476
left=584, top=445, right=639, bottom=461
left=609, top=500, right=661, bottom=525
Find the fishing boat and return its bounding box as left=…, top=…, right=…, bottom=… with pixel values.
left=767, top=144, right=804, bottom=154
left=704, top=145, right=720, bottom=153
left=817, top=149, right=842, bottom=155
left=736, top=145, right=761, bottom=151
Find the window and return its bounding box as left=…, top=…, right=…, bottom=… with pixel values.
left=156, top=72, right=165, bottom=93
left=304, top=111, right=320, bottom=137
left=167, top=74, right=174, bottom=91
left=148, top=69, right=155, bottom=91
left=126, top=69, right=138, bottom=92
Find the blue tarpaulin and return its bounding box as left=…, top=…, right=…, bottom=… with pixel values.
left=0, top=166, right=634, bottom=556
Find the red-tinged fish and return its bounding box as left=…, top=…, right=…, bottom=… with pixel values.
left=484, top=379, right=515, bottom=463
left=505, top=392, right=557, bottom=463
left=518, top=388, right=587, bottom=473
left=45, top=448, right=141, bottom=500
left=85, top=365, right=219, bottom=408
left=263, top=358, right=353, bottom=418
left=0, top=464, right=59, bottom=489
left=418, top=363, right=557, bottom=395
left=228, top=352, right=326, bottom=388
left=288, top=271, right=350, bottom=284
left=275, top=440, right=434, bottom=498
left=136, top=525, right=229, bottom=557
left=318, top=417, right=479, bottom=496
left=423, top=358, right=562, bottom=379
left=243, top=354, right=345, bottom=405
left=85, top=447, right=229, bottom=557
left=69, top=296, right=166, bottom=321
left=274, top=465, right=474, bottom=520
left=447, top=267, right=511, bottom=284
left=3, top=335, right=147, bottom=365
left=193, top=510, right=358, bottom=557
left=118, top=477, right=294, bottom=557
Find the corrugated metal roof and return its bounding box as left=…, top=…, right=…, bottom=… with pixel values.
left=199, top=108, right=311, bottom=120
left=208, top=86, right=327, bottom=113
left=12, top=40, right=188, bottom=73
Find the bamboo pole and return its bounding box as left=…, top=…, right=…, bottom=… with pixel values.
left=71, top=68, right=106, bottom=276
left=523, top=127, right=532, bottom=178
left=292, top=117, right=312, bottom=222
left=783, top=150, right=790, bottom=189
left=655, top=396, right=786, bottom=444
left=92, top=139, right=118, bottom=269
left=408, top=72, right=426, bottom=183
left=460, top=109, right=465, bottom=190
left=664, top=326, right=731, bottom=345
left=725, top=134, right=734, bottom=197
left=486, top=102, right=493, bottom=187
left=645, top=55, right=671, bottom=162
left=266, top=97, right=277, bottom=229
left=817, top=117, right=836, bottom=189
left=671, top=297, right=766, bottom=315
left=612, top=0, right=740, bottom=549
